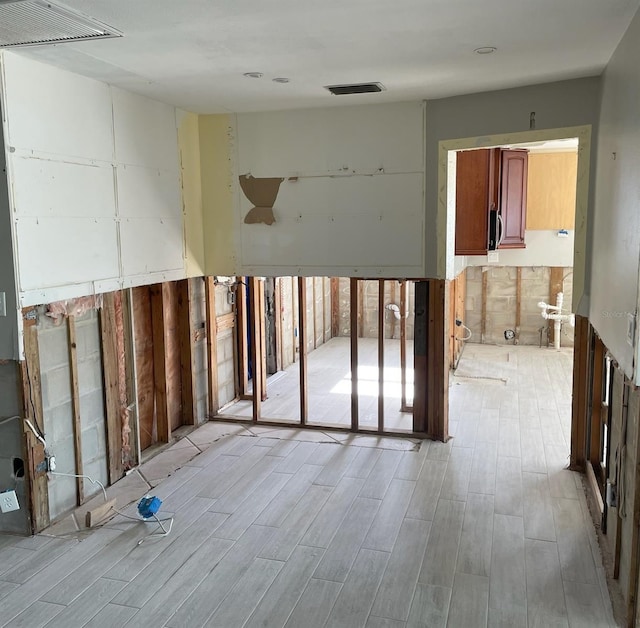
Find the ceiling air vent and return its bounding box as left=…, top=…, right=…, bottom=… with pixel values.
left=325, top=82, right=385, bottom=95
left=0, top=0, right=122, bottom=48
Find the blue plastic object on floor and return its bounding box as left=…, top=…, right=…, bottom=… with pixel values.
left=137, top=496, right=162, bottom=519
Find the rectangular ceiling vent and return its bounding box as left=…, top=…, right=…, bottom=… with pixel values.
left=0, top=0, right=122, bottom=48
left=325, top=82, right=385, bottom=96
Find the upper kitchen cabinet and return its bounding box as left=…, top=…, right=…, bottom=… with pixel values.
left=498, top=149, right=528, bottom=248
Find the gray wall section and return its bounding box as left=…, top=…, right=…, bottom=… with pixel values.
left=590, top=6, right=640, bottom=378
left=0, top=362, right=29, bottom=534
left=0, top=105, right=19, bottom=360
left=424, top=76, right=602, bottom=285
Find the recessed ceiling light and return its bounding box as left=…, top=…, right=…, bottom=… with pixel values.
left=474, top=47, right=497, bottom=55
left=243, top=72, right=263, bottom=79
left=272, top=77, right=290, bottom=84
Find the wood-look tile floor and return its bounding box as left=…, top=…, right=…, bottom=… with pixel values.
left=0, top=345, right=618, bottom=627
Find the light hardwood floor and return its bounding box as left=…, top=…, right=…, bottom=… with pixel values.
left=0, top=345, right=617, bottom=627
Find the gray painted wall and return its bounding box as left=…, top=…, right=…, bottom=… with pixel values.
left=0, top=105, right=19, bottom=360
left=425, top=76, right=602, bottom=285
left=590, top=6, right=640, bottom=378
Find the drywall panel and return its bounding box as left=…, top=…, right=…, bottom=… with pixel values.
left=116, top=165, right=181, bottom=219
left=112, top=87, right=180, bottom=171
left=235, top=102, right=425, bottom=276
left=0, top=52, right=113, bottom=161
left=16, top=217, right=120, bottom=291
left=10, top=157, right=115, bottom=218
left=119, top=217, right=184, bottom=277
left=237, top=102, right=424, bottom=176
left=200, top=114, right=237, bottom=275
left=240, top=173, right=423, bottom=273
left=590, top=5, right=640, bottom=379
left=178, top=111, right=205, bottom=277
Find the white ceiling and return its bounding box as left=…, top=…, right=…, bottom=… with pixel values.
left=12, top=0, right=640, bottom=113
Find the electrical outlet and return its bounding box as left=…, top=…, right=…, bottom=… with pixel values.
left=487, top=251, right=499, bottom=264
left=0, top=490, right=19, bottom=513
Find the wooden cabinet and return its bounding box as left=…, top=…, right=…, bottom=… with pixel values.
left=454, top=148, right=527, bottom=254
left=498, top=150, right=528, bottom=248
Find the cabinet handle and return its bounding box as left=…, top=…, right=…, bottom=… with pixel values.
left=497, top=213, right=505, bottom=246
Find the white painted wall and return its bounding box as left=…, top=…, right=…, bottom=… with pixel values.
left=235, top=102, right=425, bottom=277
left=590, top=6, right=640, bottom=380
left=0, top=52, right=185, bottom=309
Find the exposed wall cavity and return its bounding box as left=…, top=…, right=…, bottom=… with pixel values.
left=215, top=283, right=236, bottom=408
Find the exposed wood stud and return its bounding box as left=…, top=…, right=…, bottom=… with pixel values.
left=20, top=318, right=49, bottom=532
left=275, top=278, right=283, bottom=373
left=378, top=279, right=385, bottom=433
left=627, top=380, right=640, bottom=627
left=481, top=269, right=488, bottom=344
left=350, top=278, right=359, bottom=431
left=298, top=277, right=308, bottom=425
left=331, top=277, right=340, bottom=338
left=358, top=280, right=364, bottom=338
left=549, top=267, right=564, bottom=345
left=292, top=276, right=297, bottom=364
left=205, top=277, right=219, bottom=417
left=248, top=277, right=262, bottom=422
left=312, top=277, right=318, bottom=350
left=236, top=278, right=249, bottom=395
left=515, top=267, right=522, bottom=343
left=400, top=281, right=409, bottom=413
left=259, top=279, right=267, bottom=401
left=150, top=283, right=170, bottom=443
left=390, top=280, right=397, bottom=341
left=100, top=292, right=124, bottom=484
left=67, top=315, right=84, bottom=504
left=177, top=279, right=196, bottom=425
left=322, top=277, right=327, bottom=344
left=570, top=315, right=590, bottom=471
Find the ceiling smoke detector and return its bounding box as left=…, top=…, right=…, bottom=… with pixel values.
left=325, top=82, right=385, bottom=95
left=474, top=46, right=497, bottom=55
left=0, top=0, right=121, bottom=48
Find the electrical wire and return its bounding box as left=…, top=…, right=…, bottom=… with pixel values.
left=49, top=471, right=173, bottom=543
left=24, top=419, right=47, bottom=448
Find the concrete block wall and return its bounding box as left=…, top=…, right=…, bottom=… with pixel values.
left=0, top=362, right=29, bottom=534
left=215, top=283, right=236, bottom=408
left=38, top=309, right=108, bottom=520
left=338, top=279, right=415, bottom=340
left=465, top=266, right=574, bottom=346
left=191, top=278, right=209, bottom=422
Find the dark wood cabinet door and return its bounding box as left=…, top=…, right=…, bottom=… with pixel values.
left=498, top=149, right=528, bottom=248
left=455, top=149, right=495, bottom=255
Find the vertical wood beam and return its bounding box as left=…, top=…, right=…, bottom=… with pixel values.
left=390, top=281, right=397, bottom=341
left=259, top=279, right=267, bottom=401
left=481, top=269, right=488, bottom=344
left=515, top=267, right=522, bottom=344
left=549, top=267, right=564, bottom=346
left=628, top=382, right=640, bottom=627
left=357, top=280, right=364, bottom=338
left=248, top=278, right=262, bottom=421
left=150, top=283, right=170, bottom=443
left=236, top=278, right=249, bottom=395
left=322, top=277, right=327, bottom=344
left=100, top=293, right=123, bottom=484
left=177, top=279, right=196, bottom=425
left=205, top=277, right=219, bottom=417
left=378, top=280, right=385, bottom=433
left=570, top=314, right=590, bottom=470
left=20, top=317, right=49, bottom=532
left=298, top=277, right=308, bottom=425
left=67, top=315, right=84, bottom=504
left=400, top=281, right=409, bottom=413
left=275, top=278, right=283, bottom=373
left=350, top=278, right=359, bottom=431
left=312, top=277, right=318, bottom=350
left=589, top=336, right=604, bottom=465
left=292, top=277, right=297, bottom=363
left=331, top=277, right=340, bottom=338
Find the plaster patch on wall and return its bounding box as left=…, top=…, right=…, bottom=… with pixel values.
left=239, top=174, right=284, bottom=226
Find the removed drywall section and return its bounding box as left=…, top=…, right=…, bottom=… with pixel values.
left=0, top=52, right=186, bottom=308
left=591, top=4, right=640, bottom=381
left=465, top=266, right=574, bottom=346
left=190, top=278, right=209, bottom=421
left=199, top=115, right=237, bottom=276
left=235, top=103, right=425, bottom=277
left=0, top=362, right=29, bottom=534
left=215, top=282, right=236, bottom=408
